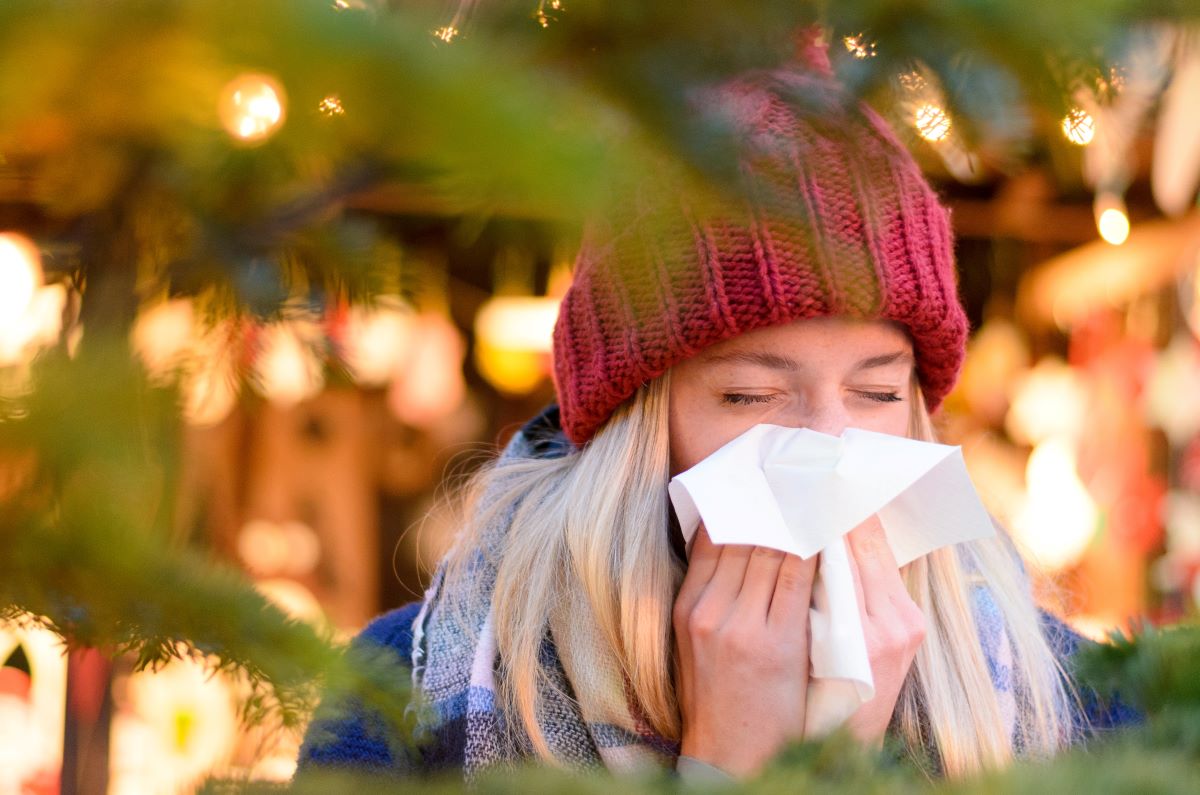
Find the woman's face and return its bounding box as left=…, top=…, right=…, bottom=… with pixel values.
left=668, top=317, right=915, bottom=475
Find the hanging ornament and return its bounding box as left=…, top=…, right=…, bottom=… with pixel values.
left=218, top=73, right=287, bottom=143
left=1153, top=30, right=1200, bottom=216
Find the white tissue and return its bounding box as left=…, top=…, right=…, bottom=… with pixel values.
left=667, top=424, right=995, bottom=737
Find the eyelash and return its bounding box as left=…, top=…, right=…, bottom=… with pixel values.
left=720, top=391, right=903, bottom=406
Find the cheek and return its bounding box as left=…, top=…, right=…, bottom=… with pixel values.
left=853, top=402, right=911, bottom=437
left=667, top=381, right=746, bottom=474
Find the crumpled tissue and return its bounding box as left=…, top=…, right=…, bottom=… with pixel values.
left=667, top=424, right=995, bottom=736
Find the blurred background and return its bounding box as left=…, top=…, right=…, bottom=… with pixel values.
left=2, top=1, right=1200, bottom=792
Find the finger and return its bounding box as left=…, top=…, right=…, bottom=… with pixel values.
left=675, top=525, right=721, bottom=618
left=766, top=551, right=818, bottom=629
left=731, top=546, right=786, bottom=620
left=845, top=538, right=870, bottom=626
left=701, top=543, right=753, bottom=612
left=683, top=525, right=721, bottom=585
left=847, top=517, right=906, bottom=618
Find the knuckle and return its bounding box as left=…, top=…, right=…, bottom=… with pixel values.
left=687, top=605, right=722, bottom=640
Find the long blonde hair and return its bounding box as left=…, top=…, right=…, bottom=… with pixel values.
left=441, top=372, right=1079, bottom=777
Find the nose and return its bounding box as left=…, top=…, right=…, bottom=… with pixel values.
left=785, top=389, right=851, bottom=436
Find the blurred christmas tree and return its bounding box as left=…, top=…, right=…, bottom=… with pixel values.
left=1, top=0, right=1200, bottom=790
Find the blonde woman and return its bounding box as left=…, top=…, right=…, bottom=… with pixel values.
left=299, top=41, right=1125, bottom=783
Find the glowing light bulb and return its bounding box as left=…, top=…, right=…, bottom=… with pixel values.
left=219, top=74, right=286, bottom=143
left=0, top=233, right=42, bottom=320
left=1061, top=107, right=1095, bottom=146
left=842, top=34, right=876, bottom=59
left=1094, top=193, right=1130, bottom=245
left=914, top=103, right=951, bottom=142
left=317, top=95, right=345, bottom=116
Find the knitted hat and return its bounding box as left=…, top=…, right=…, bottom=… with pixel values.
left=552, top=42, right=968, bottom=446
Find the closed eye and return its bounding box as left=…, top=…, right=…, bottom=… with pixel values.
left=856, top=390, right=902, bottom=403
left=720, top=393, right=778, bottom=406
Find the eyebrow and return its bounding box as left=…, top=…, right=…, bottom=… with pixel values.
left=703, top=349, right=913, bottom=372
left=852, top=351, right=914, bottom=371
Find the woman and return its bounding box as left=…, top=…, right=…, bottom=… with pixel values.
left=299, top=41, right=1106, bottom=782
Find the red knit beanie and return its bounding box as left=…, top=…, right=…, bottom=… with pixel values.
left=552, top=40, right=968, bottom=446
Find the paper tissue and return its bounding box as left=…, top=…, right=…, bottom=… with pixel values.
left=667, top=424, right=995, bottom=736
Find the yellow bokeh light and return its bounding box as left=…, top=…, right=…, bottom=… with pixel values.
left=1061, top=107, right=1095, bottom=146
left=842, top=34, right=876, bottom=59
left=341, top=299, right=414, bottom=386
left=0, top=232, right=43, bottom=321
left=318, top=95, right=345, bottom=117
left=1012, top=437, right=1098, bottom=572
left=433, top=25, right=459, bottom=43
left=472, top=296, right=559, bottom=395
left=1094, top=193, right=1130, bottom=246
left=914, top=103, right=951, bottom=142
left=218, top=73, right=286, bottom=143
left=252, top=322, right=324, bottom=406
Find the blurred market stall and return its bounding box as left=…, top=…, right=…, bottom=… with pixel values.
left=1, top=0, right=1200, bottom=791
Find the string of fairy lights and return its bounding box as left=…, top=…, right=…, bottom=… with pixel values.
left=0, top=3, right=1192, bottom=403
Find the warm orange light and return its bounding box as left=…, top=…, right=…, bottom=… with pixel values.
left=1061, top=107, right=1095, bottom=146
left=1012, top=437, right=1098, bottom=572
left=219, top=74, right=286, bottom=143
left=473, top=296, right=559, bottom=394
left=0, top=233, right=42, bottom=320
left=341, top=299, right=414, bottom=386
left=251, top=322, right=324, bottom=406
left=914, top=103, right=951, bottom=142
left=1094, top=193, right=1130, bottom=245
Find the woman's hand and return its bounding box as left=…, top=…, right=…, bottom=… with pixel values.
left=672, top=527, right=818, bottom=778
left=843, top=516, right=927, bottom=745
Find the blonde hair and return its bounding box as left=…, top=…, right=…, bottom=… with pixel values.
left=441, top=372, right=1079, bottom=776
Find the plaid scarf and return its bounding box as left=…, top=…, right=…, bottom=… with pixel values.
left=408, top=407, right=1020, bottom=777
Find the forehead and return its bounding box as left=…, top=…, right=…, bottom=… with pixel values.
left=695, top=317, right=912, bottom=365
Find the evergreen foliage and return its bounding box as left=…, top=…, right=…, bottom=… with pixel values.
left=0, top=0, right=1197, bottom=788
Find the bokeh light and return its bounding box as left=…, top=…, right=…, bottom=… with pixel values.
left=1095, top=193, right=1130, bottom=245
left=0, top=233, right=42, bottom=322
left=1061, top=107, right=1095, bottom=146
left=219, top=74, right=286, bottom=143
left=1013, top=437, right=1099, bottom=572
left=914, top=103, right=951, bottom=142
